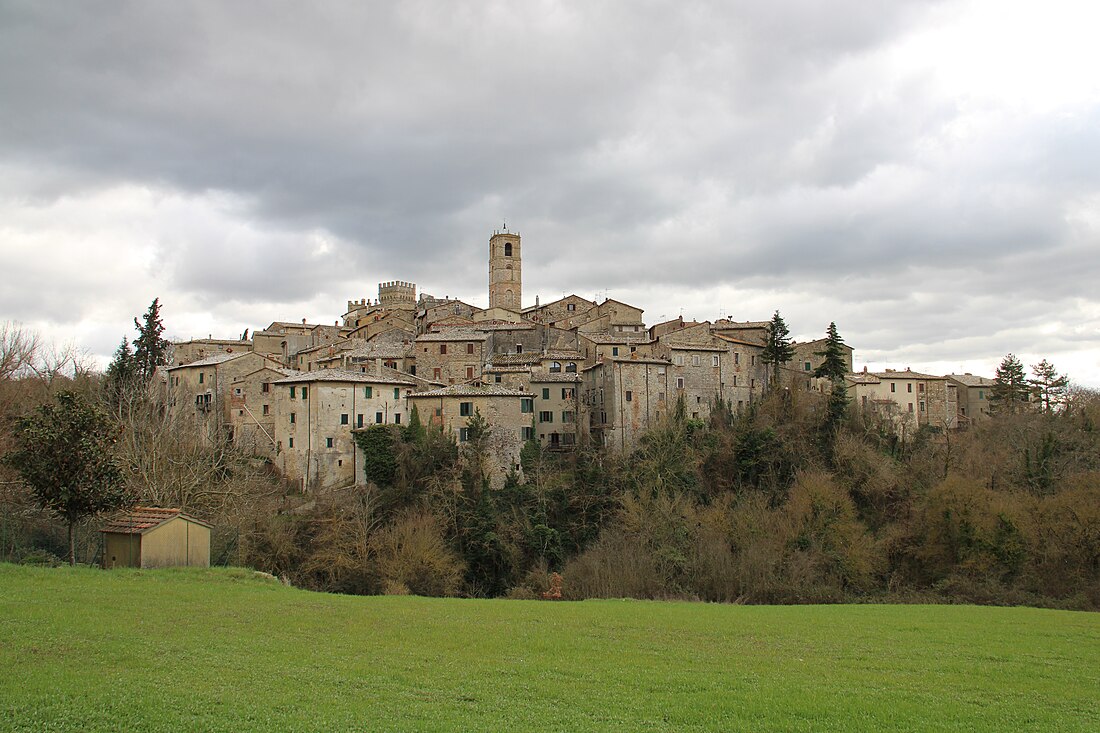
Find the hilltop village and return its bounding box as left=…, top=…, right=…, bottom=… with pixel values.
left=166, top=229, right=992, bottom=492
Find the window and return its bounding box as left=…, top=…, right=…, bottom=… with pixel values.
left=302, top=387, right=308, bottom=399
left=565, top=362, right=577, bottom=373
left=625, top=390, right=632, bottom=402
left=459, top=428, right=469, bottom=442
left=262, top=382, right=270, bottom=393
left=364, top=386, right=372, bottom=398
left=460, top=402, right=473, bottom=417
left=495, top=374, right=502, bottom=383
left=612, top=347, right=619, bottom=356
left=440, top=344, right=447, bottom=355
left=522, top=427, right=535, bottom=440
left=394, top=388, right=400, bottom=400
left=341, top=414, right=349, bottom=425
left=521, top=398, right=533, bottom=413
left=238, top=410, right=243, bottom=416
left=658, top=392, right=665, bottom=402
left=907, top=383, right=913, bottom=393
left=504, top=242, right=512, bottom=257
left=919, top=401, right=926, bottom=412
left=979, top=390, right=985, bottom=400
left=918, top=383, right=925, bottom=393
left=516, top=344, right=522, bottom=353
left=466, top=366, right=474, bottom=379
left=289, top=412, right=296, bottom=424
left=199, top=373, right=204, bottom=384
left=804, top=361, right=811, bottom=371
left=539, top=411, right=553, bottom=423
left=751, top=355, right=756, bottom=366
left=891, top=383, right=896, bottom=393
left=542, top=388, right=550, bottom=400
left=713, top=355, right=720, bottom=367
left=357, top=414, right=363, bottom=427
left=394, top=414, right=401, bottom=424
left=676, top=378, right=685, bottom=389
left=466, top=343, right=474, bottom=354
left=657, top=366, right=666, bottom=376
left=732, top=375, right=738, bottom=387
left=234, top=388, right=242, bottom=396
left=326, top=437, right=333, bottom=448
left=550, top=362, right=562, bottom=373
left=433, top=368, right=441, bottom=380
left=375, top=412, right=383, bottom=423
left=751, top=379, right=755, bottom=388
left=630, top=346, right=637, bottom=354
left=562, top=411, right=574, bottom=423
left=675, top=354, right=684, bottom=366
left=262, top=404, right=269, bottom=416
left=692, top=355, right=701, bottom=367
left=567, top=303, right=576, bottom=312
left=562, top=388, right=574, bottom=399
left=908, top=403, right=914, bottom=413
left=173, top=376, right=179, bottom=386
left=288, top=437, right=294, bottom=448
left=734, top=352, right=740, bottom=365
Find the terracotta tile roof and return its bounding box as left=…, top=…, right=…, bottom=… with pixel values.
left=274, top=368, right=417, bottom=387
left=408, top=384, right=533, bottom=398
left=578, top=332, right=653, bottom=344
left=167, top=352, right=240, bottom=370
left=869, top=370, right=945, bottom=380
left=529, top=370, right=582, bottom=383
left=490, top=353, right=543, bottom=366
left=416, top=329, right=490, bottom=342
left=101, top=507, right=212, bottom=534
left=947, top=373, right=995, bottom=387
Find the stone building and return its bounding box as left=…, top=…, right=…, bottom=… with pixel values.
left=847, top=368, right=958, bottom=434
left=946, top=373, right=996, bottom=425
left=226, top=364, right=298, bottom=456
left=530, top=370, right=581, bottom=450
left=580, top=356, right=674, bottom=452
left=521, top=294, right=595, bottom=324
left=166, top=351, right=287, bottom=433
left=488, top=229, right=522, bottom=311
left=414, top=329, right=490, bottom=384
left=407, top=384, right=533, bottom=486
left=170, top=337, right=252, bottom=366
left=792, top=338, right=855, bottom=380
left=273, top=368, right=419, bottom=493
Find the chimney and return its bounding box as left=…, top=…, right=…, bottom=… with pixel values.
left=376, top=358, right=383, bottom=372
left=301, top=318, right=306, bottom=325
left=862, top=366, right=867, bottom=372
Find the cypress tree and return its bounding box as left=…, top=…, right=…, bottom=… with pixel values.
left=813, top=322, right=848, bottom=381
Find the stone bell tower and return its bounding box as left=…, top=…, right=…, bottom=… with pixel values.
left=488, top=227, right=521, bottom=311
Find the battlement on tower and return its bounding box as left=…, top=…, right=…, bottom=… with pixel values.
left=378, top=280, right=417, bottom=307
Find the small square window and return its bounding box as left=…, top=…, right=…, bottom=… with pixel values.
left=341, top=414, right=349, bottom=425
left=460, top=402, right=473, bottom=417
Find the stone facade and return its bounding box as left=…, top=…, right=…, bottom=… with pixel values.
left=170, top=338, right=252, bottom=366
left=946, top=374, right=996, bottom=425
left=581, top=357, right=673, bottom=452
left=274, top=369, right=418, bottom=493
left=414, top=330, right=490, bottom=385
left=488, top=230, right=522, bottom=310
left=407, top=385, right=533, bottom=486
left=847, top=368, right=958, bottom=434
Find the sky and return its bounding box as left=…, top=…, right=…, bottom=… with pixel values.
left=1, top=1, right=1098, bottom=385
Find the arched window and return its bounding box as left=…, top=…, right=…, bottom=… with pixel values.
left=549, top=362, right=562, bottom=373
left=565, top=362, right=577, bottom=373
left=504, top=242, right=513, bottom=257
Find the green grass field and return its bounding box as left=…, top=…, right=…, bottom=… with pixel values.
left=1, top=565, right=1098, bottom=732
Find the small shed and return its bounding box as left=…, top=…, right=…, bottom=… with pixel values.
left=101, top=507, right=212, bottom=569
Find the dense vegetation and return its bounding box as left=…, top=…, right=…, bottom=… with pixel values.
left=2, top=315, right=1099, bottom=609
left=3, top=564, right=1098, bottom=732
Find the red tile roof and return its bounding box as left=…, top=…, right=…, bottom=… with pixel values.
left=100, top=507, right=212, bottom=534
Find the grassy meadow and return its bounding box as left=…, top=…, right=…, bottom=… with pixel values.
left=1, top=564, right=1098, bottom=732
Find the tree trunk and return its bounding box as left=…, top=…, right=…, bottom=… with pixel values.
left=68, top=519, right=76, bottom=566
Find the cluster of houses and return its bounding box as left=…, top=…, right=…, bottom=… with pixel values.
left=165, top=228, right=996, bottom=491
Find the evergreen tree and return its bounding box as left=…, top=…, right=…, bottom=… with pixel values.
left=1029, top=359, right=1069, bottom=414
left=813, top=322, right=848, bottom=381
left=3, top=392, right=130, bottom=565
left=132, top=298, right=170, bottom=382
left=990, top=353, right=1030, bottom=414
left=104, top=336, right=137, bottom=407
left=762, top=310, right=794, bottom=387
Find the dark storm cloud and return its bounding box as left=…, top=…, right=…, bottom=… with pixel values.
left=1, top=0, right=1098, bottom=381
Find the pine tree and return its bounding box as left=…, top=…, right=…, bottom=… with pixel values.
left=132, top=298, right=169, bottom=382
left=813, top=322, right=848, bottom=381
left=104, top=336, right=137, bottom=407
left=990, top=353, right=1030, bottom=414
left=762, top=310, right=794, bottom=387
left=1029, top=359, right=1069, bottom=414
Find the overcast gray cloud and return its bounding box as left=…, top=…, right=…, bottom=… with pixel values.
left=1, top=0, right=1098, bottom=384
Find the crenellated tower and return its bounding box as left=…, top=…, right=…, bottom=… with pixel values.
left=488, top=229, right=521, bottom=311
